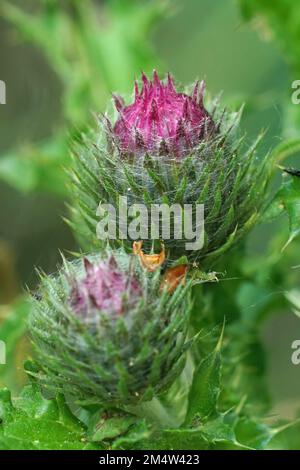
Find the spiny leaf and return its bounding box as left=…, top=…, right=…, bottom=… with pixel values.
left=234, top=416, right=274, bottom=450
left=111, top=420, right=150, bottom=450
left=87, top=412, right=136, bottom=442
left=0, top=384, right=101, bottom=450
left=267, top=420, right=300, bottom=450
left=184, top=324, right=224, bottom=425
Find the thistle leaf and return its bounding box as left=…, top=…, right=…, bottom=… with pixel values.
left=87, top=413, right=136, bottom=442
left=184, top=325, right=224, bottom=425
left=0, top=385, right=101, bottom=450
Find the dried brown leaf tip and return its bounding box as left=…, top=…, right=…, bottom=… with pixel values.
left=161, top=264, right=188, bottom=293
left=133, top=240, right=166, bottom=272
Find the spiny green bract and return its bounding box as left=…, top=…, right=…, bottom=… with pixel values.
left=28, top=250, right=192, bottom=408
left=70, top=75, right=273, bottom=267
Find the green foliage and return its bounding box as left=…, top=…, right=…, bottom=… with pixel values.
left=134, top=333, right=300, bottom=450
left=0, top=295, right=299, bottom=450
left=0, top=378, right=151, bottom=450
left=0, top=0, right=167, bottom=195
left=1, top=338, right=297, bottom=451
left=87, top=413, right=137, bottom=442
left=0, top=298, right=31, bottom=391
left=239, top=0, right=300, bottom=136
left=286, top=289, right=300, bottom=317
left=265, top=170, right=300, bottom=249
left=184, top=328, right=223, bottom=425
left=0, top=136, right=69, bottom=196
left=240, top=0, right=300, bottom=74
left=268, top=138, right=300, bottom=165
left=0, top=384, right=100, bottom=450
left=267, top=421, right=300, bottom=450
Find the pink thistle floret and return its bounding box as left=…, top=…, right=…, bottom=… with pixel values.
left=69, top=257, right=141, bottom=316
left=112, top=71, right=215, bottom=157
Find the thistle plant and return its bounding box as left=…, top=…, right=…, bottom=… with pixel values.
left=28, top=250, right=191, bottom=408
left=1, top=69, right=299, bottom=451
left=71, top=71, right=272, bottom=267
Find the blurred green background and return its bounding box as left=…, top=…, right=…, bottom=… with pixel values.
left=0, top=0, right=299, bottom=420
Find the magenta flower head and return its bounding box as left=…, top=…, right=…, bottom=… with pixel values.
left=29, top=250, right=191, bottom=406
left=70, top=256, right=141, bottom=317
left=112, top=71, right=215, bottom=157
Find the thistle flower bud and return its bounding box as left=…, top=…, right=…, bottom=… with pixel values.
left=71, top=72, right=272, bottom=267
left=113, top=71, right=214, bottom=157
left=69, top=256, right=141, bottom=316
left=29, top=251, right=191, bottom=407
